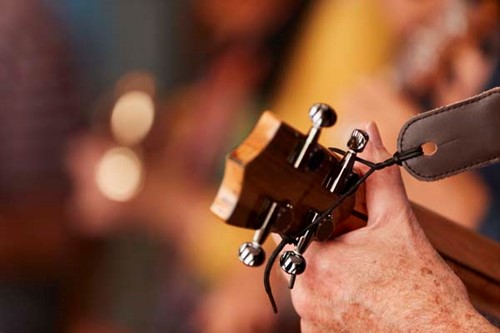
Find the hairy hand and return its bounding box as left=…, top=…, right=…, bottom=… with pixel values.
left=281, top=122, right=495, bottom=332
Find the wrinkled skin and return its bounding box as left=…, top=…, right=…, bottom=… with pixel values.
left=278, top=123, right=497, bottom=332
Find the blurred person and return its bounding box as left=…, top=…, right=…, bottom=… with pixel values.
left=0, top=1, right=177, bottom=332
left=0, top=0, right=89, bottom=332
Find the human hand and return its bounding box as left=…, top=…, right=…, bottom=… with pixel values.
left=278, top=122, right=495, bottom=332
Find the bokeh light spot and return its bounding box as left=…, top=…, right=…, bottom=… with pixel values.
left=95, top=147, right=144, bottom=202
left=111, top=91, right=155, bottom=146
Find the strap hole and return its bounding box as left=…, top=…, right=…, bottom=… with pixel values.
left=421, top=142, right=437, bottom=156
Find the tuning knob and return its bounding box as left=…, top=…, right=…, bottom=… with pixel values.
left=237, top=201, right=279, bottom=267
left=328, top=128, right=369, bottom=193
left=309, top=103, right=337, bottom=129
left=294, top=103, right=337, bottom=168
left=279, top=219, right=317, bottom=288
left=239, top=242, right=265, bottom=267
left=280, top=251, right=306, bottom=275
left=347, top=129, right=369, bottom=153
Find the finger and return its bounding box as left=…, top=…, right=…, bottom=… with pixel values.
left=359, top=122, right=411, bottom=225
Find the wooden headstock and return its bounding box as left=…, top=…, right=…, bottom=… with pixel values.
left=211, top=111, right=356, bottom=233
left=211, top=107, right=367, bottom=269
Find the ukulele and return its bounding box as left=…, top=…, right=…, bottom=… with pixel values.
left=211, top=90, right=500, bottom=317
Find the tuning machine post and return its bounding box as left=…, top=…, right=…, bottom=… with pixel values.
left=238, top=201, right=292, bottom=267
left=327, top=129, right=369, bottom=194
left=293, top=103, right=337, bottom=169
left=279, top=212, right=324, bottom=288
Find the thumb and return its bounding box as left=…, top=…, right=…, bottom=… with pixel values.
left=359, top=122, right=411, bottom=225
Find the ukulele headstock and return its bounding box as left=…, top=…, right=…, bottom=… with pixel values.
left=211, top=104, right=368, bottom=269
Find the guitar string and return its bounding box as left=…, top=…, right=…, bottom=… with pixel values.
left=264, top=146, right=423, bottom=313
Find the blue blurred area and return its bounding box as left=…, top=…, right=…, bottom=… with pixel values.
left=42, top=0, right=188, bottom=108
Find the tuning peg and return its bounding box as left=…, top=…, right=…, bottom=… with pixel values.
left=309, top=103, right=337, bottom=128
left=280, top=251, right=306, bottom=288
left=280, top=212, right=319, bottom=288
left=238, top=201, right=279, bottom=267
left=280, top=232, right=312, bottom=288
left=327, top=129, right=369, bottom=194
left=293, top=103, right=337, bottom=168
left=347, top=129, right=369, bottom=153
left=239, top=241, right=266, bottom=267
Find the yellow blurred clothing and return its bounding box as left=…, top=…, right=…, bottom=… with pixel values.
left=272, top=0, right=395, bottom=139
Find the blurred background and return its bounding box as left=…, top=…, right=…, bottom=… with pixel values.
left=0, top=0, right=497, bottom=332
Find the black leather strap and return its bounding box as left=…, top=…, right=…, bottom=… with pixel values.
left=397, top=87, right=500, bottom=181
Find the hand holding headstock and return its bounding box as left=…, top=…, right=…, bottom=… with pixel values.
left=211, top=88, right=500, bottom=315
